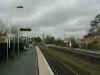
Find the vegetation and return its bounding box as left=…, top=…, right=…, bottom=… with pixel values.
left=44, top=35, right=56, bottom=44
left=44, top=35, right=66, bottom=46
left=32, top=35, right=66, bottom=47
left=83, top=14, right=100, bottom=50
left=87, top=41, right=100, bottom=50
left=70, top=37, right=80, bottom=48
left=32, top=37, right=42, bottom=43
left=89, top=14, right=100, bottom=33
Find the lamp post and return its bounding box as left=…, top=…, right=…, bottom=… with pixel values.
left=6, top=0, right=24, bottom=62
left=16, top=5, right=24, bottom=56
left=7, top=13, right=11, bottom=62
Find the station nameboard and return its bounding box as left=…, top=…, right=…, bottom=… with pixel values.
left=20, top=28, right=32, bottom=31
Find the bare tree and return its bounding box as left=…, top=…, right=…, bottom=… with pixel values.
left=0, top=19, right=6, bottom=33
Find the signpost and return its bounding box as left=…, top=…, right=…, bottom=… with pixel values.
left=20, top=28, right=32, bottom=49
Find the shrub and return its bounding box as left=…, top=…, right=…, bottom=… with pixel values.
left=87, top=41, right=100, bottom=50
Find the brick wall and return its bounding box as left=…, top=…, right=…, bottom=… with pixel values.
left=84, top=37, right=100, bottom=44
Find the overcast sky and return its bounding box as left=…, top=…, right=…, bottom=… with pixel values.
left=0, top=0, right=100, bottom=38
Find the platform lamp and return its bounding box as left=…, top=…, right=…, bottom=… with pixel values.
left=16, top=5, right=24, bottom=56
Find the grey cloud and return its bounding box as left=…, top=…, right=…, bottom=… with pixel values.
left=0, top=0, right=100, bottom=38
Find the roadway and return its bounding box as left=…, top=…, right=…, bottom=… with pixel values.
left=0, top=48, right=38, bottom=75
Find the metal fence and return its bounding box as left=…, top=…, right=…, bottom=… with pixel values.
left=0, top=43, right=24, bottom=61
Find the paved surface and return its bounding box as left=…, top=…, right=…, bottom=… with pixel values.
left=36, top=46, right=54, bottom=75
left=0, top=48, right=38, bottom=75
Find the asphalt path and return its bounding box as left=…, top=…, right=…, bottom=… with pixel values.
left=0, top=48, right=38, bottom=75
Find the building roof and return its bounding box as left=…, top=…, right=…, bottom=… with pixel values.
left=85, top=28, right=100, bottom=38
left=0, top=33, right=7, bottom=36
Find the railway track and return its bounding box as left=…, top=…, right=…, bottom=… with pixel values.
left=40, top=46, right=100, bottom=75
left=41, top=48, right=74, bottom=75
left=48, top=46, right=100, bottom=61
left=47, top=45, right=100, bottom=57
left=40, top=46, right=92, bottom=75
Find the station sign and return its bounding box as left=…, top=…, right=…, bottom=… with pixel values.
left=20, top=28, right=32, bottom=32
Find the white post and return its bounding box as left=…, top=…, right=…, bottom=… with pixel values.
left=7, top=18, right=10, bottom=62
left=27, top=32, right=28, bottom=48
left=18, top=30, right=20, bottom=56
left=7, top=39, right=8, bottom=62
left=69, top=41, right=72, bottom=48
left=8, top=23, right=11, bottom=49
left=13, top=36, right=15, bottom=52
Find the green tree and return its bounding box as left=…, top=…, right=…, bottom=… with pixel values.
left=45, top=35, right=55, bottom=44
left=89, top=14, right=100, bottom=32
left=0, top=19, right=6, bottom=33
left=11, top=26, right=18, bottom=34
left=55, top=39, right=65, bottom=46
left=87, top=41, right=100, bottom=50
left=34, top=37, right=42, bottom=43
